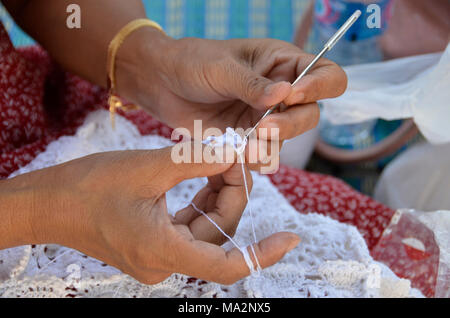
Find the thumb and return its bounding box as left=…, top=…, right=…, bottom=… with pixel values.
left=176, top=232, right=301, bottom=285
left=228, top=63, right=292, bottom=110
left=239, top=232, right=301, bottom=275
left=158, top=142, right=234, bottom=191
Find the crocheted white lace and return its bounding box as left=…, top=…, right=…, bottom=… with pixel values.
left=0, top=110, right=423, bottom=298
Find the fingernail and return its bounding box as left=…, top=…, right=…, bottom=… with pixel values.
left=286, top=236, right=301, bottom=252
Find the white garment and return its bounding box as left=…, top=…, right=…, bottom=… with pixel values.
left=0, top=111, right=422, bottom=298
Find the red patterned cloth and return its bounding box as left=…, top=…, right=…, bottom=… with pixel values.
left=269, top=166, right=395, bottom=250
left=0, top=24, right=105, bottom=177
left=0, top=22, right=437, bottom=296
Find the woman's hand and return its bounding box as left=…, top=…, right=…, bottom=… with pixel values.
left=116, top=34, right=347, bottom=142
left=1, top=144, right=299, bottom=285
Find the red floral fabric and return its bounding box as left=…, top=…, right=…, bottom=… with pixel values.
left=269, top=166, right=395, bottom=250
left=0, top=22, right=437, bottom=296
left=0, top=24, right=105, bottom=177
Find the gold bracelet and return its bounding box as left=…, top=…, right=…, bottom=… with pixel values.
left=106, top=19, right=164, bottom=129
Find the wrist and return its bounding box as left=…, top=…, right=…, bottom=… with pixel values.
left=0, top=170, right=56, bottom=248
left=0, top=165, right=82, bottom=249
left=114, top=26, right=174, bottom=114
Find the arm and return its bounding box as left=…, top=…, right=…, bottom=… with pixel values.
left=0, top=168, right=60, bottom=249
left=0, top=177, right=33, bottom=250
left=1, top=0, right=168, bottom=87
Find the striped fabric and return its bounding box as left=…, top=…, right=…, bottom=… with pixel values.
left=1, top=0, right=309, bottom=47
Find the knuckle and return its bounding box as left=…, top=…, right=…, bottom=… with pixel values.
left=215, top=237, right=229, bottom=246
left=245, top=76, right=266, bottom=100
left=221, top=59, right=239, bottom=80
left=246, top=76, right=261, bottom=91
left=284, top=95, right=297, bottom=106
left=227, top=230, right=237, bottom=240
left=224, top=224, right=238, bottom=239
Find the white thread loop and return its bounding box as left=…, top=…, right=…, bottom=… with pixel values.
left=190, top=202, right=259, bottom=276
left=250, top=244, right=262, bottom=272
left=239, top=153, right=258, bottom=244
left=197, top=128, right=262, bottom=275
left=190, top=202, right=241, bottom=249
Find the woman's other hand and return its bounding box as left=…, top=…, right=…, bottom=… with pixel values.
left=116, top=35, right=347, bottom=169
left=1, top=144, right=299, bottom=285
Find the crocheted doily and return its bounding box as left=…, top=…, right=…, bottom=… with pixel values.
left=0, top=111, right=422, bottom=298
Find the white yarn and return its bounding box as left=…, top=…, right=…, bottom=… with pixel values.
left=189, top=202, right=260, bottom=275
left=189, top=202, right=241, bottom=249
left=202, top=128, right=261, bottom=275
left=239, top=153, right=259, bottom=245
left=38, top=250, right=75, bottom=272
left=0, top=110, right=423, bottom=298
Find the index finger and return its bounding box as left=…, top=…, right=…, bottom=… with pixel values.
left=172, top=232, right=300, bottom=285
left=284, top=54, right=348, bottom=106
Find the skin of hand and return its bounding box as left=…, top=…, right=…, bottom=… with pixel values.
left=0, top=143, right=300, bottom=285
left=115, top=32, right=347, bottom=144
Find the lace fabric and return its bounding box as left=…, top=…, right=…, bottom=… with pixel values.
left=0, top=110, right=422, bottom=298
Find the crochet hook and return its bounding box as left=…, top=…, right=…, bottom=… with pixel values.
left=245, top=10, right=362, bottom=140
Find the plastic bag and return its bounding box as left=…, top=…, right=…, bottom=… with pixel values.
left=375, top=142, right=450, bottom=211
left=372, top=209, right=449, bottom=298
left=321, top=43, right=450, bottom=144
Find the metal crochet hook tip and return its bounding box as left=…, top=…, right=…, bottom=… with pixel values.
left=245, top=10, right=361, bottom=140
